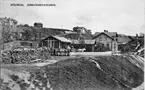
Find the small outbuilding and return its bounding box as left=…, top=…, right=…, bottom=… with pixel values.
left=71, top=40, right=96, bottom=52
left=40, top=35, right=72, bottom=49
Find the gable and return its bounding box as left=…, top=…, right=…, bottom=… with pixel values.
left=93, top=34, right=113, bottom=42
left=41, top=35, right=71, bottom=43
left=93, top=33, right=114, bottom=40
left=93, top=32, right=117, bottom=38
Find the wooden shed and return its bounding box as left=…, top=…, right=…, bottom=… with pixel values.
left=40, top=35, right=72, bottom=49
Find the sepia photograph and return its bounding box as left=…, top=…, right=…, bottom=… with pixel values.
left=0, top=0, right=144, bottom=90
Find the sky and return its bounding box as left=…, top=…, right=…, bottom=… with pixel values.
left=0, top=0, right=145, bottom=35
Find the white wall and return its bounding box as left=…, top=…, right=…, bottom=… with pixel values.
left=94, top=34, right=113, bottom=49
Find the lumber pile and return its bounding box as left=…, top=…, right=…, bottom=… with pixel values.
left=1, top=47, right=52, bottom=64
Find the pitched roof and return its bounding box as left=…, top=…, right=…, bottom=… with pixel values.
left=42, top=35, right=72, bottom=43
left=71, top=40, right=96, bottom=44
left=93, top=32, right=117, bottom=38
left=0, top=17, right=17, bottom=24
left=53, top=35, right=72, bottom=43
left=93, top=32, right=114, bottom=40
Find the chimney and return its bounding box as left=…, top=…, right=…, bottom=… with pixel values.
left=136, top=34, right=138, bottom=39
left=104, top=30, right=108, bottom=32
left=34, top=22, right=43, bottom=28
left=87, top=30, right=92, bottom=34
left=136, top=34, right=138, bottom=37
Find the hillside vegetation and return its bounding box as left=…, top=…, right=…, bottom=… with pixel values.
left=1, top=55, right=144, bottom=90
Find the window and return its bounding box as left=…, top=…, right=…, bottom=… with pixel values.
left=105, top=37, right=107, bottom=41
left=21, top=42, right=28, bottom=46
left=107, top=43, right=109, bottom=47
left=43, top=41, right=48, bottom=47
left=99, top=37, right=102, bottom=41
left=30, top=43, right=33, bottom=47
left=116, top=38, right=118, bottom=41
left=54, top=41, right=59, bottom=48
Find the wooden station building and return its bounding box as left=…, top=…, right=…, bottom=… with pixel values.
left=40, top=35, right=72, bottom=49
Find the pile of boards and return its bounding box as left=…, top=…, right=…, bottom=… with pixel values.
left=1, top=48, right=52, bottom=64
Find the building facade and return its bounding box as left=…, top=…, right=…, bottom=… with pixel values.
left=40, top=35, right=71, bottom=49
left=71, top=40, right=96, bottom=52
left=93, top=30, right=118, bottom=52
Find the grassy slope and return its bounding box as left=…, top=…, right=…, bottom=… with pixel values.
left=1, top=55, right=144, bottom=90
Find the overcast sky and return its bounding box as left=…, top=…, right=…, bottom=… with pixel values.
left=0, top=0, right=145, bottom=35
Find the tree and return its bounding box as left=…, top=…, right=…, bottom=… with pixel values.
left=0, top=17, right=18, bottom=43
left=22, top=29, right=32, bottom=40
left=21, top=26, right=36, bottom=41
left=2, top=25, right=12, bottom=43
